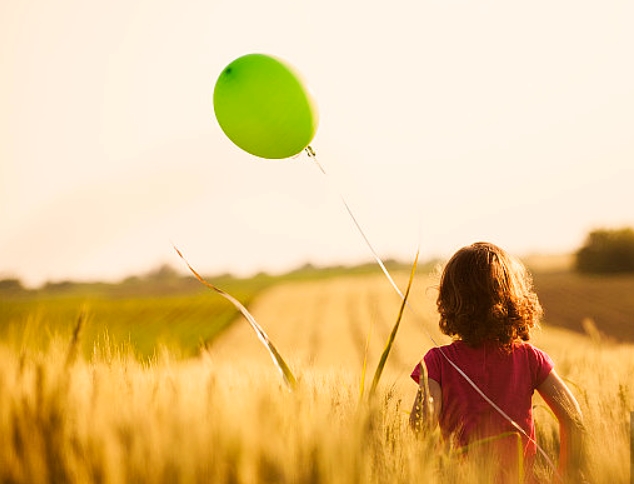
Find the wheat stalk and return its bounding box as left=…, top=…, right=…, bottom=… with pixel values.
left=174, top=246, right=296, bottom=390
left=64, top=306, right=86, bottom=369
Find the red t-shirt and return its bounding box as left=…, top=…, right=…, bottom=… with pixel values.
left=411, top=341, right=554, bottom=460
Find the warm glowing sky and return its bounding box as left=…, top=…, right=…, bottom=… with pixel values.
left=1, top=1, right=633, bottom=287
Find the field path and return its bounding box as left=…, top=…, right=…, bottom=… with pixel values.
left=209, top=272, right=450, bottom=391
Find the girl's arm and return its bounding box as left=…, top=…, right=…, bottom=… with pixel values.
left=536, top=370, right=586, bottom=482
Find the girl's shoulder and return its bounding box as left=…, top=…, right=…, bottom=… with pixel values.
left=423, top=340, right=477, bottom=368
left=424, top=340, right=463, bottom=358
left=512, top=341, right=552, bottom=359
left=512, top=342, right=555, bottom=383
left=426, top=341, right=553, bottom=364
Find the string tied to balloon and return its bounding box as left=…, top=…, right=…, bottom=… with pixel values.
left=305, top=145, right=405, bottom=301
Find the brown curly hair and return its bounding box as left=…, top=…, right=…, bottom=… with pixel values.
left=437, top=242, right=543, bottom=351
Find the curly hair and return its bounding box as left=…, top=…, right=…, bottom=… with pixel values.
left=437, top=242, right=543, bottom=351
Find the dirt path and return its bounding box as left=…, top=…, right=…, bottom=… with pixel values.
left=208, top=272, right=450, bottom=393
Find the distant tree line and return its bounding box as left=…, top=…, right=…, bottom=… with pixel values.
left=0, top=278, right=24, bottom=293
left=3, top=230, right=634, bottom=292
left=575, top=227, right=634, bottom=274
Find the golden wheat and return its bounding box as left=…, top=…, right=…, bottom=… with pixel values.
left=0, top=272, right=631, bottom=483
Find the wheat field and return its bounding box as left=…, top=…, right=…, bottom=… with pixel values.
left=1, top=272, right=632, bottom=483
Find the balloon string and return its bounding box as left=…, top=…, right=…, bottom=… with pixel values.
left=304, top=146, right=559, bottom=475
left=305, top=147, right=404, bottom=300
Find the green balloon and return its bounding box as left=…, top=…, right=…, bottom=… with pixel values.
left=213, top=53, right=319, bottom=159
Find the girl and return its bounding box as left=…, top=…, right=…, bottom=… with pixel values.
left=409, top=242, right=585, bottom=483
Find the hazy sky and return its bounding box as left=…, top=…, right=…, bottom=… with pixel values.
left=1, top=1, right=633, bottom=287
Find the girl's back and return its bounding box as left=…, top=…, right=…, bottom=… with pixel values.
left=412, top=341, right=553, bottom=454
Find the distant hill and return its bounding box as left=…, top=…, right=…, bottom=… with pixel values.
left=532, top=270, right=634, bottom=343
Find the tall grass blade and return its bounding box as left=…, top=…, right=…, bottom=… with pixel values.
left=358, top=319, right=374, bottom=400
left=65, top=306, right=86, bottom=368
left=369, top=249, right=419, bottom=396
left=174, top=246, right=297, bottom=390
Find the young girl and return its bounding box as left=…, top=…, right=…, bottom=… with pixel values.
left=409, top=242, right=585, bottom=483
